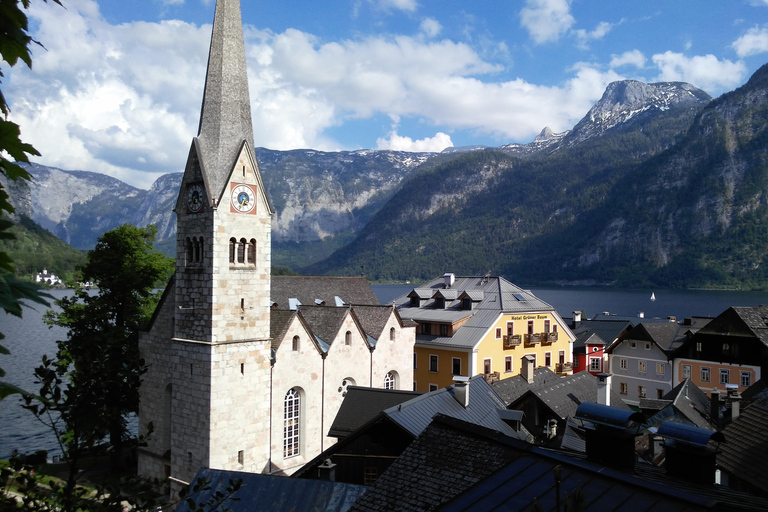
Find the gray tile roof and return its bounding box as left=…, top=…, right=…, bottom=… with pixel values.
left=347, top=416, right=522, bottom=512
left=270, top=309, right=296, bottom=350
left=175, top=468, right=367, bottom=512
left=271, top=276, right=379, bottom=310
left=718, top=397, right=768, bottom=493
left=642, top=379, right=713, bottom=430
left=351, top=305, right=395, bottom=341
left=519, top=371, right=632, bottom=420
left=297, top=306, right=352, bottom=350
left=328, top=386, right=422, bottom=438
left=396, top=275, right=564, bottom=350
left=491, top=367, right=563, bottom=405
left=721, top=306, right=768, bottom=347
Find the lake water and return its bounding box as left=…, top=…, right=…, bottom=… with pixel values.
left=4, top=285, right=768, bottom=458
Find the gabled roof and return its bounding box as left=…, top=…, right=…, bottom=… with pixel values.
left=271, top=276, right=379, bottom=310
left=510, top=372, right=632, bottom=420
left=175, top=468, right=367, bottom=512
left=718, top=397, right=768, bottom=493
left=572, top=319, right=632, bottom=351
left=352, top=305, right=396, bottom=342
left=328, top=386, right=422, bottom=438
left=491, top=367, right=563, bottom=405
left=270, top=309, right=296, bottom=350
left=642, top=378, right=713, bottom=430
left=297, top=306, right=353, bottom=350
left=613, top=322, right=690, bottom=353
left=695, top=306, right=768, bottom=348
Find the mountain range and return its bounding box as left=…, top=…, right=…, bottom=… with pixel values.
left=4, top=62, right=768, bottom=289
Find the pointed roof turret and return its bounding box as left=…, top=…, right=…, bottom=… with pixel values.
left=196, top=0, right=255, bottom=200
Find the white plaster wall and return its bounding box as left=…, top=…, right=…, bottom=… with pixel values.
left=371, top=313, right=415, bottom=391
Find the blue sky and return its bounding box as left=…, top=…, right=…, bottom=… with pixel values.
left=8, top=0, right=768, bottom=188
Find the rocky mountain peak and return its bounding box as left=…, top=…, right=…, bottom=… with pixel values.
left=567, top=80, right=712, bottom=145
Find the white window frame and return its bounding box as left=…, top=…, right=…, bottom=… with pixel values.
left=619, top=358, right=627, bottom=370
left=283, top=388, right=301, bottom=458
left=589, top=357, right=601, bottom=372
left=504, top=356, right=512, bottom=373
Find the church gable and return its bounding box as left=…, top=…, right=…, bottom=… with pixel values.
left=216, top=141, right=273, bottom=216
left=175, top=140, right=210, bottom=215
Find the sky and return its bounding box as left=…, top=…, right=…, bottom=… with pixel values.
left=6, top=0, right=768, bottom=189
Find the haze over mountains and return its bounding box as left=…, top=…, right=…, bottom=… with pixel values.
left=5, top=63, right=768, bottom=289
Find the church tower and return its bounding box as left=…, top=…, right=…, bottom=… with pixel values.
left=170, top=0, right=273, bottom=487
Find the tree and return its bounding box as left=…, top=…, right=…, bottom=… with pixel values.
left=0, top=0, right=62, bottom=400
left=43, top=224, right=174, bottom=470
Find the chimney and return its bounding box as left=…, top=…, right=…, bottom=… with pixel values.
left=444, top=272, right=455, bottom=288
left=596, top=373, right=611, bottom=407
left=521, top=355, right=535, bottom=384
left=658, top=421, right=725, bottom=485
left=710, top=390, right=721, bottom=430
left=727, top=385, right=741, bottom=422
left=317, top=459, right=337, bottom=481
left=572, top=311, right=582, bottom=329
left=453, top=376, right=470, bottom=407
left=575, top=403, right=644, bottom=470
left=637, top=311, right=645, bottom=319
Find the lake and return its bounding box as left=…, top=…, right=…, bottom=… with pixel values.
left=4, top=285, right=768, bottom=458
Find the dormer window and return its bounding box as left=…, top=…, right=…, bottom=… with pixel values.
left=462, top=298, right=471, bottom=310
left=435, top=297, right=445, bottom=309
left=410, top=296, right=420, bottom=307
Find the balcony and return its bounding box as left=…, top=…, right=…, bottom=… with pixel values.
left=524, top=333, right=541, bottom=346
left=541, top=331, right=558, bottom=344
left=503, top=335, right=521, bottom=348
left=556, top=362, right=573, bottom=374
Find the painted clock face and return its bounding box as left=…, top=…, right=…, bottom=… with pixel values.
left=187, top=183, right=204, bottom=213
left=231, top=184, right=256, bottom=213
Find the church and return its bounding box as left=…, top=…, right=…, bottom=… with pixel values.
left=136, top=0, right=415, bottom=496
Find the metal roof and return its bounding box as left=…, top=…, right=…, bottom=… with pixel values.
left=396, top=275, right=566, bottom=349
left=574, top=402, right=644, bottom=429
left=657, top=421, right=725, bottom=447
left=174, top=468, right=368, bottom=512
left=384, top=376, right=525, bottom=440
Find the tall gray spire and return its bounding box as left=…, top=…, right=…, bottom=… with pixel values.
left=196, top=0, right=255, bottom=200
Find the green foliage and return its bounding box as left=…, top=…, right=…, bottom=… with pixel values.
left=42, top=224, right=173, bottom=471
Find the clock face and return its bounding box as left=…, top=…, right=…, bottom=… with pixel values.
left=231, top=184, right=256, bottom=213
left=187, top=183, right=204, bottom=213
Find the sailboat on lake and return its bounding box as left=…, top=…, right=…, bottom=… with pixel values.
left=650, top=292, right=656, bottom=301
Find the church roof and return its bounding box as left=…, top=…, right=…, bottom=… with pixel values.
left=351, top=305, right=396, bottom=341
left=195, top=0, right=256, bottom=201
left=297, top=306, right=353, bottom=348
left=328, top=386, right=422, bottom=438
left=271, top=276, right=379, bottom=309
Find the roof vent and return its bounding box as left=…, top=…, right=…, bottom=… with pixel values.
left=314, top=299, right=325, bottom=306
left=334, top=296, right=345, bottom=307
left=288, top=298, right=301, bottom=311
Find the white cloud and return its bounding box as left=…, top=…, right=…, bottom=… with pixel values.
left=651, top=52, right=747, bottom=94
left=732, top=25, right=768, bottom=57
left=610, top=50, right=647, bottom=69
left=574, top=21, right=614, bottom=49
left=377, top=130, right=453, bottom=152
left=519, top=0, right=575, bottom=44
left=9, top=0, right=621, bottom=189
left=377, top=0, right=417, bottom=12
left=420, top=18, right=442, bottom=38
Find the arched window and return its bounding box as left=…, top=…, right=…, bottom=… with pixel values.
left=198, top=236, right=204, bottom=262
left=384, top=372, right=396, bottom=390
left=292, top=335, right=300, bottom=352
left=229, top=238, right=236, bottom=264
left=248, top=238, right=256, bottom=266
left=284, top=388, right=300, bottom=458
left=345, top=331, right=351, bottom=345
left=185, top=238, right=193, bottom=266
left=390, top=327, right=396, bottom=341
left=237, top=238, right=246, bottom=264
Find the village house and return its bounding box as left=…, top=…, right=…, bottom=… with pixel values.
left=671, top=306, right=767, bottom=396
left=394, top=273, right=575, bottom=392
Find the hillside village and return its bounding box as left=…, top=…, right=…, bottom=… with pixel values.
left=125, top=1, right=768, bottom=511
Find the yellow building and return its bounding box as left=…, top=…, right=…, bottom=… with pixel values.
left=396, top=274, right=575, bottom=391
